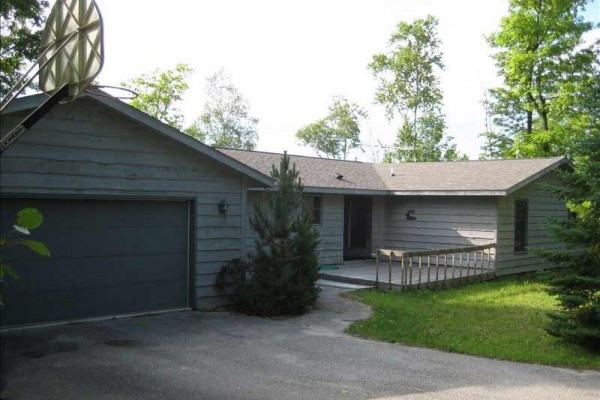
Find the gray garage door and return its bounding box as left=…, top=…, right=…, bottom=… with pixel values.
left=0, top=198, right=190, bottom=327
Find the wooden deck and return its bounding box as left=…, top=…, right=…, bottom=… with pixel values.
left=319, top=244, right=497, bottom=291
left=319, top=261, right=495, bottom=290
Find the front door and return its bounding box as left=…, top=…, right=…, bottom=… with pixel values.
left=343, top=196, right=372, bottom=260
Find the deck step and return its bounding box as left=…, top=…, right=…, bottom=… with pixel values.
left=316, top=279, right=373, bottom=289
left=318, top=272, right=378, bottom=287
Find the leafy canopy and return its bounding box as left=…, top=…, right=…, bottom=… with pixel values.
left=123, top=63, right=193, bottom=130
left=190, top=69, right=259, bottom=150
left=487, top=0, right=596, bottom=158
left=296, top=96, right=367, bottom=160
left=0, top=0, right=49, bottom=97
left=369, top=15, right=461, bottom=162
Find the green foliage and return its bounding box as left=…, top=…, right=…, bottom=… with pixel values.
left=183, top=121, right=206, bottom=143
left=478, top=94, right=512, bottom=159
left=487, top=0, right=597, bottom=158
left=220, top=153, right=320, bottom=316
left=0, top=0, right=49, bottom=97
left=20, top=239, right=50, bottom=257
left=16, top=207, right=43, bottom=229
left=369, top=15, right=460, bottom=162
left=193, top=69, right=258, bottom=150
left=347, top=277, right=600, bottom=369
left=123, top=63, right=193, bottom=130
left=0, top=208, right=50, bottom=305
left=538, top=73, right=600, bottom=351
left=296, top=96, right=367, bottom=160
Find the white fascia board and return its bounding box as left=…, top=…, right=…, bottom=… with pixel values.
left=391, top=190, right=507, bottom=196
left=246, top=186, right=390, bottom=195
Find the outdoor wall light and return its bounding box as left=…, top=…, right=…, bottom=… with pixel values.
left=406, top=210, right=417, bottom=220
left=218, top=199, right=229, bottom=215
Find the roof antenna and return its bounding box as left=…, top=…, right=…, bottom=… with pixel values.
left=0, top=0, right=104, bottom=154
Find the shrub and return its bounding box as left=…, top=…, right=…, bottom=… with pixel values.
left=219, top=153, right=320, bottom=316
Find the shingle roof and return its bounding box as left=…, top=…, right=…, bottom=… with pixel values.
left=374, top=157, right=568, bottom=194
left=220, top=149, right=388, bottom=192
left=220, top=149, right=568, bottom=196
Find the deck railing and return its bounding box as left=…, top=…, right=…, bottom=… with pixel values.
left=375, top=243, right=497, bottom=291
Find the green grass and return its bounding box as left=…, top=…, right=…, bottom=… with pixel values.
left=346, top=277, right=600, bottom=370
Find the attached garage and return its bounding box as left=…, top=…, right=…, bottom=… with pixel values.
left=0, top=93, right=272, bottom=327
left=1, top=198, right=191, bottom=326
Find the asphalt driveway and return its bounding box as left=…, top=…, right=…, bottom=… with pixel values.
left=1, top=286, right=598, bottom=400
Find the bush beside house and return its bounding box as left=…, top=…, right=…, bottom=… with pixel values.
left=218, top=153, right=321, bottom=316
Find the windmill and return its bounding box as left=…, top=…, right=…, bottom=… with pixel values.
left=0, top=0, right=104, bottom=154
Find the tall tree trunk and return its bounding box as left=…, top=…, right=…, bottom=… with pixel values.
left=526, top=110, right=533, bottom=134
left=539, top=110, right=549, bottom=130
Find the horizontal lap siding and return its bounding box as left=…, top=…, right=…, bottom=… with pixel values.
left=371, top=197, right=384, bottom=255
left=319, top=194, right=344, bottom=264
left=0, top=99, right=247, bottom=307
left=382, top=197, right=497, bottom=252
left=496, top=173, right=568, bottom=275
left=245, top=192, right=343, bottom=265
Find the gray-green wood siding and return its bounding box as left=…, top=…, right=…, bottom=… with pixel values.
left=245, top=192, right=344, bottom=265
left=381, top=196, right=497, bottom=251
left=371, top=196, right=385, bottom=254
left=495, top=173, right=568, bottom=275
left=0, top=98, right=251, bottom=308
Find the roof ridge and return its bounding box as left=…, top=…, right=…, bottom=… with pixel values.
left=218, top=148, right=368, bottom=164
left=378, top=156, right=565, bottom=165
left=220, top=148, right=564, bottom=166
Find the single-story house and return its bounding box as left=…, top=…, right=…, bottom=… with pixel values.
left=0, top=93, right=569, bottom=327
left=222, top=149, right=569, bottom=273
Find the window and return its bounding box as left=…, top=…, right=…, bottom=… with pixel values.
left=305, top=195, right=322, bottom=225
left=514, top=200, right=528, bottom=252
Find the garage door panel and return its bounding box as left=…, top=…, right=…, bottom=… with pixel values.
left=39, top=227, right=187, bottom=259
left=15, top=201, right=189, bottom=230
left=0, top=198, right=190, bottom=326
left=72, top=280, right=188, bottom=318
left=2, top=290, right=76, bottom=327
left=6, top=252, right=188, bottom=292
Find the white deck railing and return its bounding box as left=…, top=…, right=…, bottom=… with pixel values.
left=375, top=243, right=497, bottom=290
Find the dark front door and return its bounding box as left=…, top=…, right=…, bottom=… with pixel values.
left=0, top=198, right=191, bottom=327
left=344, top=196, right=372, bottom=260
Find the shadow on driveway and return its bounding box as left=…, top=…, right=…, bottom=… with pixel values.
left=1, top=287, right=598, bottom=400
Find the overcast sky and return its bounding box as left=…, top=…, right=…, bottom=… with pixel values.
left=95, top=0, right=599, bottom=161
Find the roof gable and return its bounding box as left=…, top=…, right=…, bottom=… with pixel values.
left=1, top=93, right=274, bottom=187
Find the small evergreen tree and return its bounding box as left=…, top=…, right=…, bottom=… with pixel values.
left=226, top=153, right=320, bottom=316
left=542, top=130, right=600, bottom=351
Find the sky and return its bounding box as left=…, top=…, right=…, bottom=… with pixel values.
left=93, top=0, right=599, bottom=161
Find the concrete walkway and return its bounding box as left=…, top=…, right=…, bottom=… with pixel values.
left=1, top=287, right=598, bottom=400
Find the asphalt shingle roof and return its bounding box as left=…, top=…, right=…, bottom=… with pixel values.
left=219, top=149, right=568, bottom=196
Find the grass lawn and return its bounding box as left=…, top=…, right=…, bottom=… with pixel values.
left=346, top=276, right=600, bottom=370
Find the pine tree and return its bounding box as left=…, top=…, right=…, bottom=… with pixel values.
left=231, top=153, right=320, bottom=316
left=540, top=67, right=600, bottom=351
